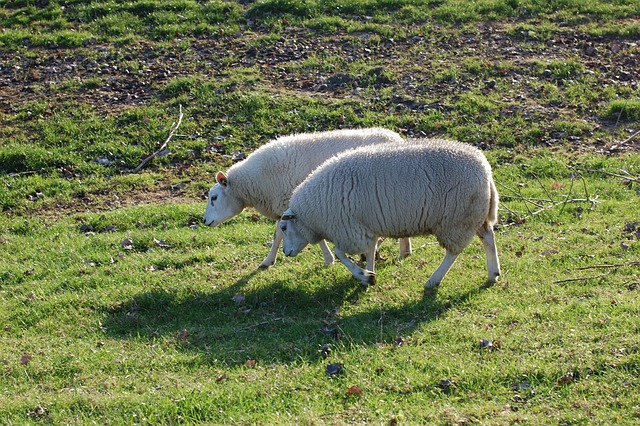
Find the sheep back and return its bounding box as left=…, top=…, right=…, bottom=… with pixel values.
left=289, top=139, right=497, bottom=255
left=225, top=128, right=404, bottom=220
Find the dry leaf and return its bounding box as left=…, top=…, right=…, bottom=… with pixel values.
left=231, top=294, right=246, bottom=304
left=26, top=405, right=46, bottom=418
left=346, top=385, right=363, bottom=396
left=320, top=325, right=340, bottom=340
left=245, top=359, right=256, bottom=368
left=154, top=238, right=171, bottom=249
left=79, top=224, right=94, bottom=233
left=551, top=182, right=565, bottom=190
left=439, top=378, right=455, bottom=391
left=511, top=381, right=531, bottom=391
left=480, top=338, right=493, bottom=349
left=319, top=344, right=332, bottom=359
left=541, top=247, right=559, bottom=257
left=326, top=363, right=343, bottom=377
left=20, top=353, right=32, bottom=365
left=215, top=374, right=227, bottom=383
left=558, top=371, right=575, bottom=385
left=176, top=329, right=189, bottom=341
left=120, top=238, right=134, bottom=250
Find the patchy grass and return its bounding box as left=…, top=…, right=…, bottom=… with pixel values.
left=1, top=150, right=639, bottom=424
left=0, top=0, right=639, bottom=423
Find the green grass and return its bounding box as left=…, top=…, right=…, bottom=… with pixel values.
left=1, top=0, right=640, bottom=423
left=1, top=151, right=639, bottom=424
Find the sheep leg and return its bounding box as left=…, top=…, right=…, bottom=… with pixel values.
left=259, top=221, right=283, bottom=269
left=335, top=248, right=376, bottom=286
left=318, top=239, right=335, bottom=266
left=479, top=226, right=500, bottom=283
left=399, top=238, right=412, bottom=258
left=425, top=251, right=459, bottom=288
left=365, top=244, right=378, bottom=275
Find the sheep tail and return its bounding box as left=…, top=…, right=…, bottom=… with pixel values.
left=486, top=179, right=499, bottom=227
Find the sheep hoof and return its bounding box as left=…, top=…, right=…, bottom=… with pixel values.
left=358, top=270, right=376, bottom=286
left=483, top=273, right=500, bottom=288
left=368, top=274, right=376, bottom=286
left=258, top=262, right=273, bottom=270
left=425, top=279, right=440, bottom=289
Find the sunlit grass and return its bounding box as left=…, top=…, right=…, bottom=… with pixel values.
left=0, top=0, right=639, bottom=423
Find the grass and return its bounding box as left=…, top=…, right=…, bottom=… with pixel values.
left=1, top=152, right=639, bottom=424
left=1, top=0, right=640, bottom=424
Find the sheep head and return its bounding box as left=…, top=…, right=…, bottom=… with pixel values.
left=203, top=171, right=245, bottom=227
left=280, top=209, right=313, bottom=257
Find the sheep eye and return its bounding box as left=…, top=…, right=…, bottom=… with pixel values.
left=280, top=223, right=287, bottom=232
left=210, top=195, right=217, bottom=206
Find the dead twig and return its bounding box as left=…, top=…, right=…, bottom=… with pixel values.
left=501, top=197, right=597, bottom=227
left=575, top=261, right=639, bottom=271
left=237, top=317, right=283, bottom=331
left=133, top=105, right=184, bottom=173
left=497, top=182, right=537, bottom=214
left=531, top=172, right=556, bottom=205
left=499, top=169, right=600, bottom=227
left=575, top=169, right=592, bottom=209
left=610, top=128, right=640, bottom=150
left=553, top=272, right=610, bottom=284
left=577, top=168, right=640, bottom=184
left=558, top=174, right=574, bottom=216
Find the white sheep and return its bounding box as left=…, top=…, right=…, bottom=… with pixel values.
left=203, top=128, right=412, bottom=269
left=279, top=138, right=501, bottom=288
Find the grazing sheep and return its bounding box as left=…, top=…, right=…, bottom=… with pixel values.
left=203, top=128, right=412, bottom=269
left=280, top=138, right=500, bottom=288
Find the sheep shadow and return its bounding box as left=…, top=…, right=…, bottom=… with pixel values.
left=100, top=266, right=486, bottom=365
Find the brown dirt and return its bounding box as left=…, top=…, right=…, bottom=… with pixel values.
left=2, top=21, right=638, bottom=212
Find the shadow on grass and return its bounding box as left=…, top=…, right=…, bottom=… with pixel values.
left=101, top=265, right=488, bottom=364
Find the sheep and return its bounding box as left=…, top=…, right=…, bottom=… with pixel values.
left=279, top=138, right=500, bottom=288
left=203, top=128, right=412, bottom=269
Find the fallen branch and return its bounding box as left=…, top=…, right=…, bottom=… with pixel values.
left=575, top=261, right=639, bottom=271
left=133, top=105, right=184, bottom=173
left=577, top=167, right=640, bottom=184
left=237, top=317, right=283, bottom=331
left=610, top=128, right=640, bottom=150
left=501, top=197, right=598, bottom=227
left=531, top=172, right=556, bottom=205
left=552, top=272, right=610, bottom=284
left=497, top=182, right=537, bottom=214
left=498, top=169, right=599, bottom=227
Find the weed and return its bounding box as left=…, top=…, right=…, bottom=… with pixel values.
left=604, top=99, right=640, bottom=122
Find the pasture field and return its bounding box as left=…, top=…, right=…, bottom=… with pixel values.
left=1, top=1, right=639, bottom=424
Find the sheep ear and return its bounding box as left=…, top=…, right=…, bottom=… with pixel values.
left=281, top=209, right=296, bottom=220
left=216, top=172, right=228, bottom=187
